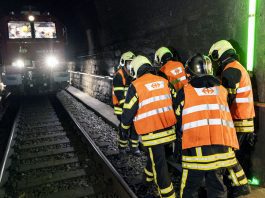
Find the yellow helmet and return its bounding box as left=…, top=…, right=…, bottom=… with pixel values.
left=154, top=47, right=173, bottom=64
left=209, top=40, right=235, bottom=61
left=130, top=55, right=152, bottom=78
left=119, top=51, right=135, bottom=66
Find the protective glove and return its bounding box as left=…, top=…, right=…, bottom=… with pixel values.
left=246, top=132, right=256, bottom=147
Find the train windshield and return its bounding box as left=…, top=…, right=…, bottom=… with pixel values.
left=34, top=22, right=56, bottom=39
left=8, top=21, right=32, bottom=39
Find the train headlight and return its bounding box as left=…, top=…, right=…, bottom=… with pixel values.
left=12, top=59, right=25, bottom=68
left=46, top=56, right=59, bottom=68
left=28, top=15, right=35, bottom=22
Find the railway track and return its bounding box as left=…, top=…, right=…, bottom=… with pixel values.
left=0, top=96, right=136, bottom=198
left=58, top=90, right=182, bottom=197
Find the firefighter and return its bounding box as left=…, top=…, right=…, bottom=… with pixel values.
left=176, top=54, right=250, bottom=198
left=209, top=40, right=255, bottom=177
left=154, top=46, right=188, bottom=91
left=120, top=55, right=176, bottom=198
left=112, top=51, right=140, bottom=155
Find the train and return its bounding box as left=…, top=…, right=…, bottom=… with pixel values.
left=0, top=9, right=69, bottom=95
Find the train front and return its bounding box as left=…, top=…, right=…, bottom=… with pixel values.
left=0, top=11, right=69, bottom=94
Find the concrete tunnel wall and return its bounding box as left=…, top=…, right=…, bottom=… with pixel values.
left=69, top=0, right=265, bottom=184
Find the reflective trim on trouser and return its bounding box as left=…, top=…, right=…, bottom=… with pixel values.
left=234, top=119, right=254, bottom=133
left=182, top=147, right=237, bottom=171
left=235, top=126, right=254, bottom=133
left=143, top=135, right=176, bottom=147
left=129, top=126, right=139, bottom=148
left=234, top=119, right=254, bottom=127
left=113, top=87, right=125, bottom=91
left=180, top=169, right=188, bottom=198
left=144, top=168, right=154, bottom=182
left=160, top=183, right=176, bottom=198
left=118, top=139, right=128, bottom=148
left=114, top=106, right=123, bottom=115
left=130, top=139, right=139, bottom=148
left=147, top=145, right=175, bottom=198
left=182, top=157, right=237, bottom=170
left=228, top=163, right=248, bottom=186
left=141, top=128, right=176, bottom=147
left=182, top=150, right=235, bottom=163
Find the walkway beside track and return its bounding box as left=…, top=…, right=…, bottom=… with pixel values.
left=66, top=86, right=119, bottom=128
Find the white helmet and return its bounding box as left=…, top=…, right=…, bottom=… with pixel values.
left=130, top=55, right=152, bottom=78
left=154, top=47, right=173, bottom=64
left=209, top=40, right=235, bottom=61
left=119, top=51, right=135, bottom=66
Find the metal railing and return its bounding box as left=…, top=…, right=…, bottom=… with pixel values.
left=68, top=70, right=113, bottom=80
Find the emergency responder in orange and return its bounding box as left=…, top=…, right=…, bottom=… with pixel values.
left=154, top=47, right=188, bottom=91
left=209, top=40, right=255, bottom=177
left=175, top=54, right=250, bottom=198
left=112, top=51, right=140, bottom=155
left=121, top=55, right=176, bottom=198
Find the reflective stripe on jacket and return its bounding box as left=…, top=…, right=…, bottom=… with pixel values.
left=224, top=61, right=255, bottom=120
left=160, top=60, right=188, bottom=91
left=132, top=73, right=177, bottom=135
left=182, top=84, right=239, bottom=150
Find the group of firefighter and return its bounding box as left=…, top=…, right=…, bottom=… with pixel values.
left=112, top=40, right=255, bottom=198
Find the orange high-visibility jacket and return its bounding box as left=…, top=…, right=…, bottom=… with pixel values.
left=132, top=73, right=177, bottom=134
left=112, top=68, right=126, bottom=106
left=224, top=61, right=255, bottom=120
left=182, top=84, right=239, bottom=150
left=160, top=60, right=188, bottom=91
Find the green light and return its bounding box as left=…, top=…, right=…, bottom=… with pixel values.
left=248, top=177, right=260, bottom=186
left=247, top=0, right=257, bottom=71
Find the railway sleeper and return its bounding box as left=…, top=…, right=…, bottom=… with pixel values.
left=19, top=122, right=62, bottom=130
left=18, top=131, right=67, bottom=142
left=19, top=135, right=68, bottom=146
left=17, top=128, right=64, bottom=135
left=19, top=157, right=80, bottom=172
left=19, top=138, right=70, bottom=150
left=20, top=146, right=75, bottom=160
left=17, top=169, right=87, bottom=190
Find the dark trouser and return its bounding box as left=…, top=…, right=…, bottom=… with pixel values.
left=180, top=168, right=227, bottom=198
left=117, top=115, right=139, bottom=149
left=144, top=144, right=175, bottom=198
left=236, top=132, right=253, bottom=178
left=226, top=161, right=250, bottom=197
left=233, top=118, right=255, bottom=177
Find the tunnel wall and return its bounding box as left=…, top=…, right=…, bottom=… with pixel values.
left=91, top=0, right=248, bottom=70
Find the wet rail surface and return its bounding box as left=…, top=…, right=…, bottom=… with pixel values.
left=0, top=96, right=136, bottom=198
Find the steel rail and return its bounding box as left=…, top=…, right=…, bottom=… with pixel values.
left=0, top=108, right=20, bottom=186
left=58, top=95, right=137, bottom=198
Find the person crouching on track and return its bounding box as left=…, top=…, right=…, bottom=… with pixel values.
left=120, top=55, right=176, bottom=198
left=175, top=54, right=249, bottom=198
left=112, top=51, right=140, bottom=155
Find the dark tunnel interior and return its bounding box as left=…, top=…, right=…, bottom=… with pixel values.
left=0, top=1, right=265, bottom=195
